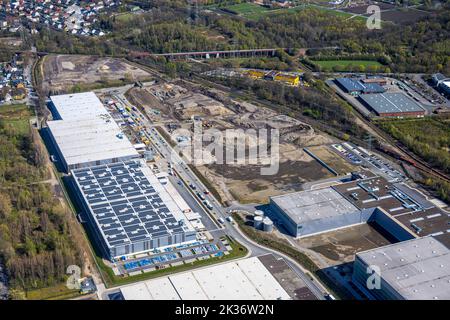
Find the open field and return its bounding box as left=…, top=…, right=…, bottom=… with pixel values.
left=138, top=81, right=338, bottom=204
left=221, top=3, right=364, bottom=21
left=222, top=3, right=270, bottom=19
left=197, top=137, right=335, bottom=204
left=41, top=55, right=152, bottom=93
left=0, top=104, right=31, bottom=135
left=307, top=145, right=357, bottom=175
left=311, top=59, right=383, bottom=70
left=377, top=8, right=430, bottom=23
left=298, top=223, right=393, bottom=265
left=25, top=283, right=80, bottom=300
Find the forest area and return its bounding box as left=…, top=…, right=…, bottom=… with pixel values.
left=27, top=0, right=450, bottom=74
left=0, top=105, right=84, bottom=299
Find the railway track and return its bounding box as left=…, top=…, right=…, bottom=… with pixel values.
left=126, top=59, right=450, bottom=183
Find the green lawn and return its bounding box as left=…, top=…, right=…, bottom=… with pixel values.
left=312, top=60, right=383, bottom=68
left=0, top=104, right=31, bottom=135
left=25, top=283, right=81, bottom=300
left=224, top=3, right=271, bottom=19
left=222, top=3, right=365, bottom=21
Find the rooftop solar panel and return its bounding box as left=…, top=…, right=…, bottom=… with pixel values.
left=72, top=160, right=196, bottom=259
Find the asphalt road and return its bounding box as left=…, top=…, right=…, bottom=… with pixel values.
left=107, top=88, right=327, bottom=300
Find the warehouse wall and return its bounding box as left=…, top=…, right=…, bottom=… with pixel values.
left=352, top=255, right=404, bottom=300
left=369, top=208, right=416, bottom=242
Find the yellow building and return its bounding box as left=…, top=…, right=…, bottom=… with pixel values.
left=274, top=74, right=300, bottom=86
left=246, top=70, right=265, bottom=79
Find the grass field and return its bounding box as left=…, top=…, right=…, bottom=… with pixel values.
left=222, top=3, right=365, bottom=21
left=311, top=60, right=383, bottom=69
left=0, top=104, right=31, bottom=135
left=25, top=283, right=81, bottom=300
left=224, top=3, right=270, bottom=19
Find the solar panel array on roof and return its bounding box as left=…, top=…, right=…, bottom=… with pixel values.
left=72, top=160, right=196, bottom=259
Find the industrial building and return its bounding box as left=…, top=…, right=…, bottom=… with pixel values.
left=245, top=69, right=300, bottom=86
left=47, top=92, right=139, bottom=172
left=269, top=188, right=365, bottom=237
left=353, top=237, right=450, bottom=300
left=49, top=92, right=108, bottom=121
left=118, top=256, right=293, bottom=300
left=334, top=77, right=386, bottom=96
left=358, top=93, right=425, bottom=117
left=270, top=173, right=449, bottom=242
left=431, top=73, right=448, bottom=86
left=71, top=160, right=197, bottom=260
left=438, top=81, right=450, bottom=97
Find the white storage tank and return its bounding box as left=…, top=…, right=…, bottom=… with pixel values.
left=254, top=210, right=264, bottom=218
left=253, top=216, right=264, bottom=230
left=263, top=217, right=273, bottom=232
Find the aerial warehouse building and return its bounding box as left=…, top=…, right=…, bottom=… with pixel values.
left=71, top=160, right=197, bottom=260
left=269, top=188, right=366, bottom=237
left=358, top=93, right=425, bottom=117
left=353, top=237, right=450, bottom=300
left=46, top=92, right=140, bottom=172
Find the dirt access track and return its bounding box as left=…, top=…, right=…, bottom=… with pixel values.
left=41, top=54, right=152, bottom=93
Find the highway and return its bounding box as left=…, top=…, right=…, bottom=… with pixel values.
left=106, top=88, right=328, bottom=300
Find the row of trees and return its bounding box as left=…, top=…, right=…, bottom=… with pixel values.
left=378, top=118, right=450, bottom=174
left=207, top=75, right=367, bottom=140
left=0, top=113, right=84, bottom=297
left=27, top=2, right=450, bottom=74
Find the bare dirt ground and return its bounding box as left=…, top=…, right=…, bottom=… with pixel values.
left=307, top=145, right=357, bottom=175
left=137, top=81, right=342, bottom=204
left=297, top=224, right=392, bottom=266
left=41, top=55, right=152, bottom=93
left=199, top=143, right=333, bottom=204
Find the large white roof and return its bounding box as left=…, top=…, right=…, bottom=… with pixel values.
left=119, top=257, right=291, bottom=300
left=120, top=278, right=180, bottom=300
left=271, top=187, right=359, bottom=224
left=50, top=92, right=106, bottom=120
left=48, top=92, right=139, bottom=167
left=356, top=237, right=450, bottom=300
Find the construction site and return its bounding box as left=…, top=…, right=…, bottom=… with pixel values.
left=41, top=54, right=152, bottom=93
left=126, top=80, right=341, bottom=204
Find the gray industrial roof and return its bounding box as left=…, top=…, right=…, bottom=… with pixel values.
left=47, top=92, right=139, bottom=167
left=71, top=160, right=195, bottom=249
left=356, top=237, right=450, bottom=300
left=335, top=78, right=385, bottom=93
left=359, top=93, right=425, bottom=115
left=271, top=188, right=359, bottom=224
left=50, top=92, right=107, bottom=120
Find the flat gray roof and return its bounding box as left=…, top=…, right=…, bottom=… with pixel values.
left=271, top=188, right=359, bottom=224
left=47, top=92, right=139, bottom=167
left=72, top=160, right=195, bottom=250
left=356, top=237, right=450, bottom=300
left=50, top=92, right=107, bottom=120
left=47, top=115, right=139, bottom=167
left=359, top=93, right=425, bottom=115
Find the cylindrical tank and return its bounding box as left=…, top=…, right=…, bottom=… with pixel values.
left=263, top=217, right=273, bottom=232
left=254, top=210, right=264, bottom=218
left=253, top=216, right=264, bottom=230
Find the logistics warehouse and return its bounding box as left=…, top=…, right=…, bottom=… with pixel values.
left=269, top=174, right=449, bottom=243
left=46, top=92, right=198, bottom=260
left=47, top=92, right=140, bottom=172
